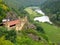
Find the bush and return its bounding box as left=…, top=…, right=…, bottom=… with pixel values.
left=0, top=27, right=17, bottom=43
left=0, top=36, right=14, bottom=45
left=5, top=30, right=17, bottom=43
left=0, top=27, right=7, bottom=37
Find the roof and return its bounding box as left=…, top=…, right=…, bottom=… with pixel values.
left=4, top=20, right=20, bottom=26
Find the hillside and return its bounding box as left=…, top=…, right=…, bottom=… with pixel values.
left=3, top=0, right=47, bottom=10
left=40, top=23, right=60, bottom=43
left=0, top=0, right=50, bottom=45
left=0, top=0, right=10, bottom=22
left=41, top=0, right=60, bottom=14
left=25, top=7, right=60, bottom=44
left=0, top=0, right=60, bottom=45
left=3, top=0, right=60, bottom=26
left=41, top=0, right=60, bottom=26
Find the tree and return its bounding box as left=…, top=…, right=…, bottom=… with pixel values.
left=0, top=27, right=8, bottom=37
left=5, top=30, right=17, bottom=43
left=0, top=0, right=2, bottom=3
left=56, top=12, right=60, bottom=21
left=0, top=27, right=17, bottom=43
left=0, top=36, right=14, bottom=45
left=0, top=5, right=6, bottom=22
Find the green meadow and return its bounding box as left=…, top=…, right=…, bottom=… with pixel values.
left=25, top=7, right=60, bottom=43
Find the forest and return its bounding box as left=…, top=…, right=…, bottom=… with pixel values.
left=41, top=0, right=60, bottom=26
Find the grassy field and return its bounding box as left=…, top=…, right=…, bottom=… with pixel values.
left=25, top=7, right=42, bottom=17
left=39, top=23, right=60, bottom=43
left=25, top=7, right=60, bottom=43
left=24, top=7, right=42, bottom=22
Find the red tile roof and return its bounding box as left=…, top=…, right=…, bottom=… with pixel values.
left=4, top=20, right=20, bottom=26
